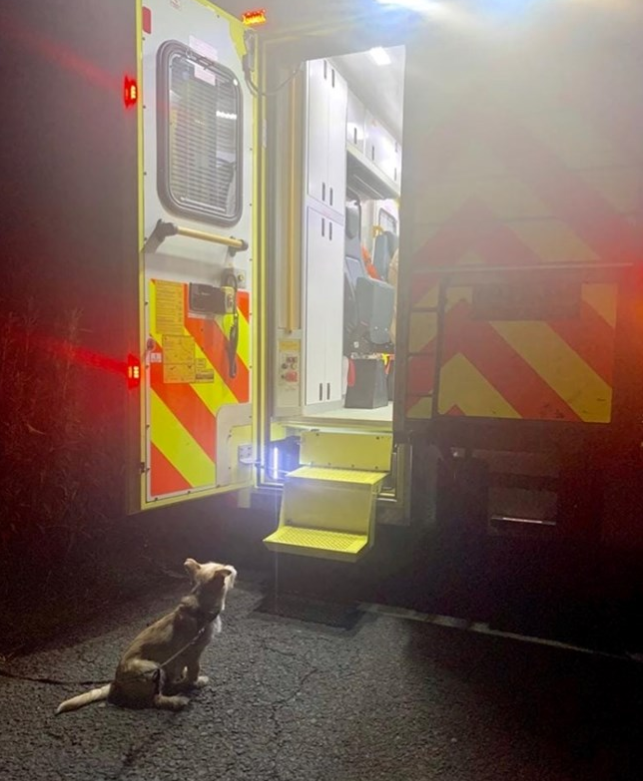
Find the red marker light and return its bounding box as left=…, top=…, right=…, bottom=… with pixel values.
left=123, top=76, right=138, bottom=108
left=142, top=6, right=152, bottom=34
left=126, top=354, right=141, bottom=389
left=242, top=8, right=267, bottom=26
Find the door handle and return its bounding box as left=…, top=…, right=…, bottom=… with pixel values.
left=145, top=220, right=248, bottom=256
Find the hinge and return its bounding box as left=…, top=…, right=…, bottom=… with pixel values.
left=244, top=30, right=257, bottom=72
left=139, top=461, right=146, bottom=474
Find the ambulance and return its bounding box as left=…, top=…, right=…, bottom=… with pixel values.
left=119, top=0, right=643, bottom=563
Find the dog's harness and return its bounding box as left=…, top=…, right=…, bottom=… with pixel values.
left=149, top=603, right=221, bottom=680
left=138, top=582, right=225, bottom=687
left=181, top=605, right=221, bottom=631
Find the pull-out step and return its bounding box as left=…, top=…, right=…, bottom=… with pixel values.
left=263, top=466, right=387, bottom=562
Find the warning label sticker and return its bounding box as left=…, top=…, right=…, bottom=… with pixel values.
left=195, top=355, right=215, bottom=384
left=277, top=338, right=301, bottom=407
left=155, top=281, right=184, bottom=335
left=162, top=334, right=196, bottom=384
left=189, top=35, right=217, bottom=86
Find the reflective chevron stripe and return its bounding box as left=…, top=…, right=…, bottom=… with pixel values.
left=147, top=280, right=251, bottom=499
left=402, top=46, right=635, bottom=425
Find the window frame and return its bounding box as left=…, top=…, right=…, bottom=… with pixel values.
left=156, top=40, right=244, bottom=228
left=378, top=207, right=398, bottom=236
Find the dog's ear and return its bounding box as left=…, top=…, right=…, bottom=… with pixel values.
left=184, top=558, right=201, bottom=579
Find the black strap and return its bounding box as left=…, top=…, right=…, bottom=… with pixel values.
left=222, top=270, right=239, bottom=379
left=0, top=668, right=110, bottom=686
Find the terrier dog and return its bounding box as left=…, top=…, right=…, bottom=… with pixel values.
left=55, top=559, right=236, bottom=714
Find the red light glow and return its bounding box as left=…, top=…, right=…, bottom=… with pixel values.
left=127, top=354, right=142, bottom=389
left=123, top=76, right=138, bottom=108
left=242, top=8, right=267, bottom=26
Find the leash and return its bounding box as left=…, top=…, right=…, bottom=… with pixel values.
left=0, top=617, right=215, bottom=687
left=0, top=669, right=111, bottom=686
left=152, top=624, right=209, bottom=677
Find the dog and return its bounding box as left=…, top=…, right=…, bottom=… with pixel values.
left=55, top=559, right=236, bottom=715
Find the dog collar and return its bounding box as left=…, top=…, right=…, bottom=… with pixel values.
left=182, top=601, right=220, bottom=627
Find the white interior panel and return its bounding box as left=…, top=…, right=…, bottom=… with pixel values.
left=304, top=206, right=329, bottom=405
left=326, top=65, right=348, bottom=212
left=323, top=215, right=345, bottom=403
left=306, top=58, right=329, bottom=205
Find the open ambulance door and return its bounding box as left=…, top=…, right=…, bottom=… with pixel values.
left=132, top=0, right=259, bottom=511
left=390, top=2, right=643, bottom=536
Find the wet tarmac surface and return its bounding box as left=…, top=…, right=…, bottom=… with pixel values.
left=3, top=577, right=643, bottom=780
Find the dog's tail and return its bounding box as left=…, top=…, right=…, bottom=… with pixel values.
left=55, top=684, right=111, bottom=715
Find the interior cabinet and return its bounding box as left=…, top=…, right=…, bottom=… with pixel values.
left=305, top=59, right=348, bottom=215
left=364, top=111, right=379, bottom=166
left=361, top=109, right=402, bottom=186
left=304, top=206, right=344, bottom=406
left=378, top=132, right=398, bottom=184
left=394, top=139, right=402, bottom=185
left=306, top=59, right=328, bottom=206
left=346, top=90, right=366, bottom=153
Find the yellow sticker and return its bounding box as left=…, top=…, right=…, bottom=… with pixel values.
left=195, top=356, right=215, bottom=383
left=162, top=334, right=196, bottom=384
left=155, top=280, right=184, bottom=335
left=276, top=338, right=301, bottom=407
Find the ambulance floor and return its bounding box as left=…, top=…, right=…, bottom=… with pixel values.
left=3, top=576, right=642, bottom=781
left=308, top=401, right=393, bottom=424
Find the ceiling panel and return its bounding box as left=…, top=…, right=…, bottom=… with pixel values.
left=333, top=45, right=405, bottom=141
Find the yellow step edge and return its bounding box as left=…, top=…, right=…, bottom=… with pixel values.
left=263, top=527, right=368, bottom=563
left=288, top=466, right=387, bottom=487
left=262, top=467, right=387, bottom=562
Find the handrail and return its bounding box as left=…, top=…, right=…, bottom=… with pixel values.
left=145, top=219, right=249, bottom=255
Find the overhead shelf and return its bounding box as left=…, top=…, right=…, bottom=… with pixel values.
left=347, top=146, right=401, bottom=202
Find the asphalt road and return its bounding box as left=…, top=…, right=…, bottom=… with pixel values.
left=3, top=577, right=643, bottom=781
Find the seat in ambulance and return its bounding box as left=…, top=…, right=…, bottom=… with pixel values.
left=372, top=230, right=398, bottom=281
left=343, top=201, right=396, bottom=356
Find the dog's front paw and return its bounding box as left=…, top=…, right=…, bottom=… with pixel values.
left=195, top=675, right=209, bottom=689
left=154, top=693, right=191, bottom=711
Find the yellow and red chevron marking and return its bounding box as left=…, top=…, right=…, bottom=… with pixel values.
left=407, top=283, right=616, bottom=422
left=147, top=280, right=251, bottom=499
left=404, top=85, right=636, bottom=423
